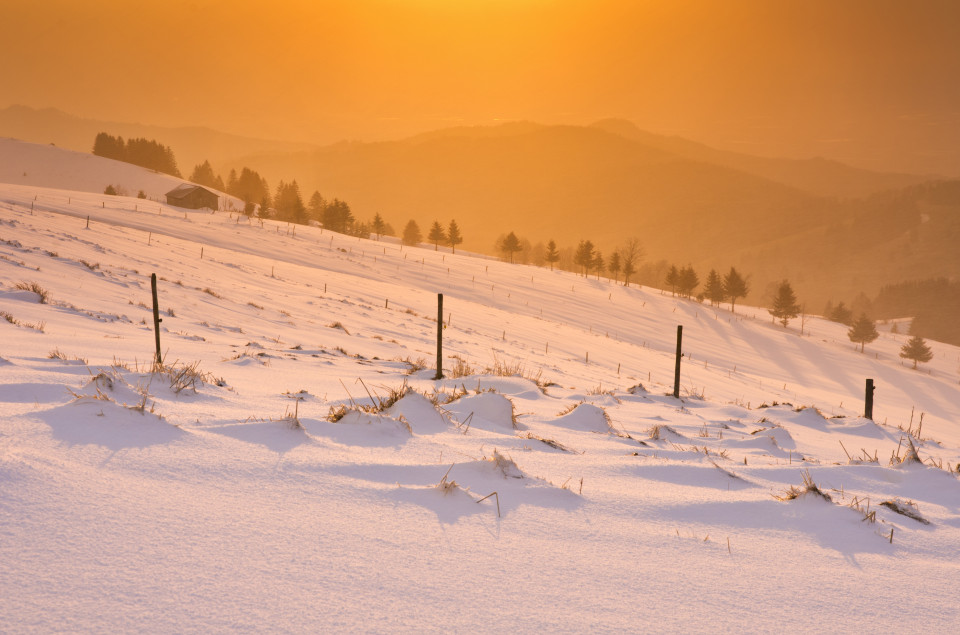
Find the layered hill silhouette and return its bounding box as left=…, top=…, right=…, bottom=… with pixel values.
left=0, top=105, right=314, bottom=175
left=3, top=107, right=956, bottom=312
left=226, top=121, right=951, bottom=307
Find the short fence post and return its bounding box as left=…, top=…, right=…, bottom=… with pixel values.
left=673, top=325, right=683, bottom=398
left=865, top=378, right=875, bottom=420
left=151, top=274, right=162, bottom=366
left=434, top=293, right=444, bottom=380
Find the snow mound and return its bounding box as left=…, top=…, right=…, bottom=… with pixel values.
left=552, top=402, right=613, bottom=433
left=445, top=392, right=517, bottom=433
left=385, top=391, right=449, bottom=434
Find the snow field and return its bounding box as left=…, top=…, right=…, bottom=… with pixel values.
left=2, top=179, right=960, bottom=632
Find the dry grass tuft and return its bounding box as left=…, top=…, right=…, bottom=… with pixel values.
left=328, top=321, right=350, bottom=334
left=151, top=360, right=222, bottom=394
left=521, top=432, right=578, bottom=453
left=448, top=355, right=474, bottom=378
left=15, top=281, right=48, bottom=303
left=486, top=449, right=523, bottom=479
left=398, top=356, right=427, bottom=375
left=776, top=469, right=832, bottom=502
left=880, top=499, right=930, bottom=525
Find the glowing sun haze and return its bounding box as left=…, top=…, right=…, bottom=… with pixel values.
left=4, top=0, right=960, bottom=174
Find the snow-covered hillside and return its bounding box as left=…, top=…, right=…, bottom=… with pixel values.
left=2, top=180, right=959, bottom=632
left=0, top=137, right=241, bottom=209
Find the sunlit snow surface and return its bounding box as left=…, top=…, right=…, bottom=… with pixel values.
left=2, top=175, right=960, bottom=631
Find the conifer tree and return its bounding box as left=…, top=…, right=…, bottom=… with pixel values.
left=368, top=212, right=385, bottom=239
left=829, top=302, right=854, bottom=326
left=427, top=221, right=446, bottom=250
left=678, top=266, right=699, bottom=298
left=402, top=220, right=422, bottom=246
left=545, top=239, right=560, bottom=271
left=593, top=251, right=605, bottom=280
left=705, top=269, right=724, bottom=306
left=899, top=335, right=933, bottom=369
left=190, top=160, right=224, bottom=190
left=574, top=240, right=595, bottom=276
left=499, top=232, right=522, bottom=263
left=769, top=279, right=801, bottom=327
left=321, top=199, right=353, bottom=233
left=665, top=265, right=680, bottom=296
left=608, top=251, right=621, bottom=283
left=723, top=267, right=749, bottom=313
left=848, top=313, right=879, bottom=353
left=308, top=191, right=326, bottom=221
left=447, top=219, right=463, bottom=253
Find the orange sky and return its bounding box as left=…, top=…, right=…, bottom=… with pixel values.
left=3, top=0, right=960, bottom=174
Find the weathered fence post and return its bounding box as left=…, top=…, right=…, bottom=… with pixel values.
left=434, top=293, right=444, bottom=380
left=151, top=274, right=162, bottom=366
left=673, top=325, right=683, bottom=398
left=865, top=378, right=875, bottom=420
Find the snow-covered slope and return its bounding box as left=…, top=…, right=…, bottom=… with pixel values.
left=0, top=137, right=241, bottom=208
left=2, top=183, right=959, bottom=632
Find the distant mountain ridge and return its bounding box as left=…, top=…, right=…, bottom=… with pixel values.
left=0, top=105, right=316, bottom=177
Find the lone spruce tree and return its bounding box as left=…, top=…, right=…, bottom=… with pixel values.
left=545, top=240, right=560, bottom=271
left=371, top=213, right=386, bottom=240
left=900, top=335, right=933, bottom=369
left=428, top=221, right=446, bottom=251
left=608, top=251, right=621, bottom=283
left=769, top=280, right=801, bottom=327
left=723, top=267, right=749, bottom=313
left=402, top=220, right=422, bottom=246
left=447, top=219, right=463, bottom=253
left=705, top=269, right=724, bottom=307
left=665, top=265, right=679, bottom=296
left=848, top=313, right=879, bottom=353
left=574, top=240, right=595, bottom=276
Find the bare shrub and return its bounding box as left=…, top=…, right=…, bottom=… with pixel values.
left=449, top=355, right=474, bottom=378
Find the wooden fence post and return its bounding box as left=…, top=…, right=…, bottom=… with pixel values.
left=434, top=293, right=444, bottom=380
left=151, top=274, right=162, bottom=366
left=865, top=378, right=875, bottom=420
left=673, top=325, right=683, bottom=398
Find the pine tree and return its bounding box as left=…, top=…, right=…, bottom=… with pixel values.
left=608, top=252, right=621, bottom=283
left=372, top=213, right=386, bottom=240
left=545, top=239, right=560, bottom=271
left=665, top=265, right=679, bottom=296
left=402, top=220, right=422, bottom=246
left=678, top=266, right=699, bottom=298
left=499, top=232, right=522, bottom=263
left=258, top=195, right=271, bottom=219
left=899, top=335, right=933, bottom=369
left=321, top=198, right=353, bottom=233
left=829, top=302, right=854, bottom=326
left=769, top=279, right=801, bottom=327
left=447, top=219, right=463, bottom=253
left=723, top=267, right=749, bottom=313
left=574, top=240, right=595, bottom=276
left=308, top=191, right=326, bottom=222
left=428, top=221, right=446, bottom=251
left=705, top=269, right=724, bottom=306
left=190, top=160, right=222, bottom=190
left=848, top=313, right=879, bottom=353
left=593, top=251, right=605, bottom=280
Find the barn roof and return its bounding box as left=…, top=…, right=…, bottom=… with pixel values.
left=165, top=183, right=218, bottom=200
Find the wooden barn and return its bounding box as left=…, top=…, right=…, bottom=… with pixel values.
left=165, top=184, right=220, bottom=210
